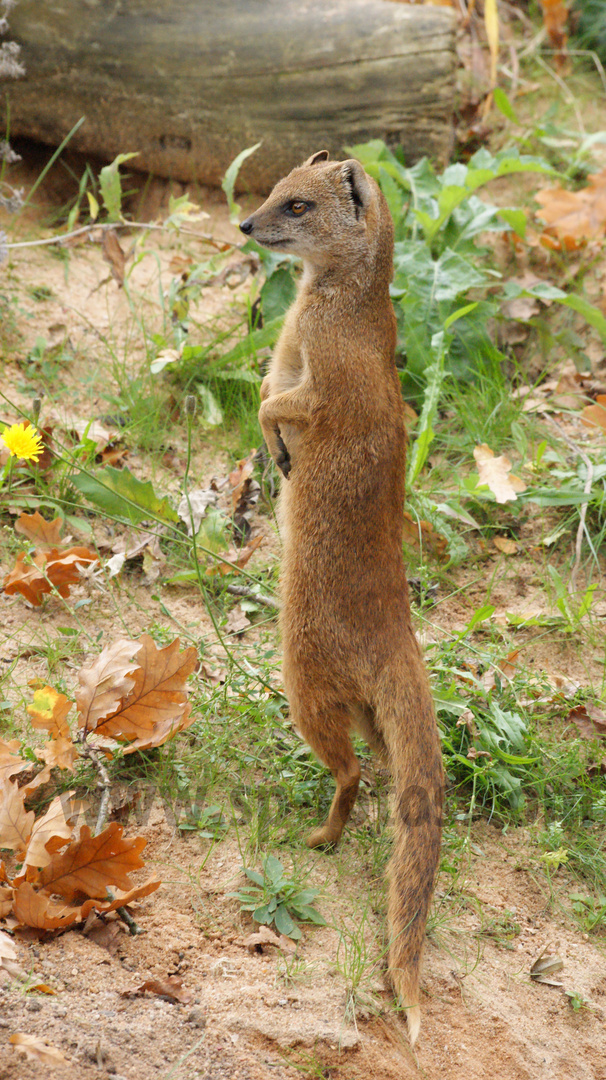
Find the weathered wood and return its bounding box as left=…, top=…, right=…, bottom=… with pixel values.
left=6, top=0, right=456, bottom=191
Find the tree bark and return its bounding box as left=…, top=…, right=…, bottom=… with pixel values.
left=6, top=0, right=456, bottom=192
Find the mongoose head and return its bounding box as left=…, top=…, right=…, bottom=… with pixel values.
left=240, top=151, right=393, bottom=280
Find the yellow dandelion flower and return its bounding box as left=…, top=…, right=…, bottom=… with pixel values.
left=1, top=422, right=44, bottom=462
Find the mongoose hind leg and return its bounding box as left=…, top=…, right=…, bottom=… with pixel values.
left=291, top=700, right=361, bottom=848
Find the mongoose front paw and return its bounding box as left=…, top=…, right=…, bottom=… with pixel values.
left=275, top=430, right=291, bottom=479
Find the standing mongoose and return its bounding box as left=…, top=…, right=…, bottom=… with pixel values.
left=240, top=151, right=443, bottom=1045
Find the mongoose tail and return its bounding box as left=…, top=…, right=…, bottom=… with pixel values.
left=378, top=674, right=443, bottom=1046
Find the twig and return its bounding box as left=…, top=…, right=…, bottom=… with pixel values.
left=78, top=736, right=145, bottom=935
left=224, top=582, right=280, bottom=610
left=5, top=220, right=237, bottom=252
left=547, top=418, right=594, bottom=594
left=78, top=738, right=112, bottom=835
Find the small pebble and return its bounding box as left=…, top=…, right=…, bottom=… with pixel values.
left=27, top=1000, right=43, bottom=1012
left=186, top=1008, right=207, bottom=1029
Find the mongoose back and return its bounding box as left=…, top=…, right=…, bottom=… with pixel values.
left=240, top=151, right=443, bottom=1044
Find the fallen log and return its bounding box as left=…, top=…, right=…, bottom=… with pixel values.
left=6, top=0, right=457, bottom=192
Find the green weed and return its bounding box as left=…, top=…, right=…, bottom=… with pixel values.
left=228, top=854, right=326, bottom=940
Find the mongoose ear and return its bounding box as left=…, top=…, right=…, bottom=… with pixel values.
left=340, top=159, right=373, bottom=220
left=304, top=150, right=330, bottom=167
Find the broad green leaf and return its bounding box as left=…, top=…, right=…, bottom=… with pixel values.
left=253, top=904, right=273, bottom=925
left=72, top=466, right=179, bottom=525
left=260, top=267, right=296, bottom=322
left=493, top=87, right=520, bottom=124
left=222, top=143, right=262, bottom=224
left=274, top=904, right=300, bottom=939
left=263, top=855, right=285, bottom=885
left=196, top=383, right=223, bottom=427
left=243, top=868, right=265, bottom=887
left=99, top=152, right=139, bottom=221
left=218, top=316, right=284, bottom=366
left=457, top=604, right=495, bottom=639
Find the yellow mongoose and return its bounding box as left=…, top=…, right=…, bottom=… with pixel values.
left=240, top=152, right=443, bottom=1044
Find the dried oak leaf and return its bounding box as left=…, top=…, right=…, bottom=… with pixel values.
left=90, top=635, right=197, bottom=751
left=244, top=926, right=296, bottom=955
left=0, top=777, right=35, bottom=853
left=581, top=395, right=606, bottom=433
left=535, top=168, right=606, bottom=249
left=402, top=512, right=448, bottom=558
left=121, top=975, right=192, bottom=1004
left=29, top=822, right=147, bottom=901
left=3, top=546, right=99, bottom=607
left=493, top=536, right=518, bottom=555
left=79, top=876, right=161, bottom=918
left=12, top=882, right=81, bottom=931
left=473, top=444, right=526, bottom=504
left=102, top=228, right=127, bottom=286
left=76, top=638, right=143, bottom=734
left=20, top=792, right=84, bottom=875
left=27, top=685, right=72, bottom=739
left=0, top=885, right=13, bottom=918
left=15, top=511, right=63, bottom=550
left=0, top=737, right=29, bottom=784
left=568, top=703, right=606, bottom=740
left=37, top=735, right=78, bottom=773
left=229, top=449, right=257, bottom=513
left=10, top=1032, right=68, bottom=1066
left=207, top=534, right=264, bottom=577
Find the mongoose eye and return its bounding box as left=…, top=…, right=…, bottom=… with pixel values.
left=290, top=201, right=307, bottom=216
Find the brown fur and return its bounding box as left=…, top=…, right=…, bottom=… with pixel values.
left=240, top=152, right=443, bottom=1045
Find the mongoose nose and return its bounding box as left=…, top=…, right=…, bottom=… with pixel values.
left=240, top=217, right=254, bottom=235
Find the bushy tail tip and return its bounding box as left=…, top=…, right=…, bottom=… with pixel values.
left=406, top=1004, right=421, bottom=1047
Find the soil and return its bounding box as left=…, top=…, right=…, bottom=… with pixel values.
left=1, top=147, right=606, bottom=1080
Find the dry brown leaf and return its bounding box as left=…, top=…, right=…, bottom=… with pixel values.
left=27, top=685, right=72, bottom=739
left=568, top=703, right=606, bottom=740
left=0, top=737, right=29, bottom=784
left=244, top=926, right=297, bottom=955
left=99, top=441, right=128, bottom=467
left=0, top=928, right=25, bottom=982
left=0, top=885, right=13, bottom=917
left=0, top=929, right=18, bottom=962
left=20, top=764, right=53, bottom=795
left=30, top=822, right=147, bottom=901
left=3, top=546, right=99, bottom=606
left=27, top=983, right=57, bottom=994
left=83, top=916, right=122, bottom=953
left=80, top=876, right=161, bottom=918
left=493, top=536, right=518, bottom=555
left=21, top=792, right=83, bottom=874
left=402, top=512, right=448, bottom=558
left=536, top=168, right=606, bottom=249
left=473, top=444, right=526, bottom=503
left=229, top=449, right=257, bottom=513
left=530, top=944, right=564, bottom=984
left=37, top=735, right=78, bottom=773
left=0, top=777, right=35, bottom=853
left=14, top=511, right=63, bottom=550
left=76, top=638, right=143, bottom=734
left=10, top=1032, right=68, bottom=1066
left=207, top=533, right=264, bottom=577
left=581, top=395, right=606, bottom=432
left=225, top=608, right=251, bottom=636
left=102, top=228, right=127, bottom=285
left=121, top=975, right=193, bottom=1004
left=12, top=882, right=82, bottom=931
left=90, top=635, right=197, bottom=748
